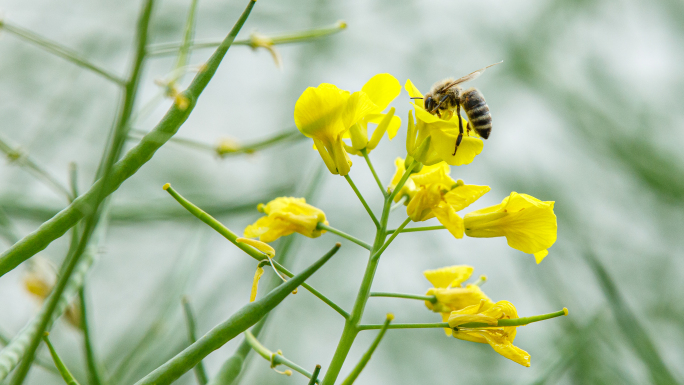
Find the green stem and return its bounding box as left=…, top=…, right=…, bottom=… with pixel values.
left=360, top=149, right=386, bottom=197
left=174, top=0, right=199, bottom=71
left=389, top=195, right=407, bottom=212
left=339, top=315, right=392, bottom=385
left=323, top=160, right=418, bottom=385
left=42, top=333, right=80, bottom=385
left=459, top=308, right=568, bottom=329
left=371, top=217, right=411, bottom=259
left=358, top=323, right=448, bottom=331
left=0, top=135, right=73, bottom=202
left=370, top=292, right=436, bottom=303
left=308, top=365, right=322, bottom=385
left=388, top=160, right=418, bottom=202
left=0, top=0, right=256, bottom=278
left=147, top=21, right=347, bottom=56
left=181, top=297, right=208, bottom=385
left=79, top=287, right=104, bottom=385
left=243, top=331, right=320, bottom=383
left=128, top=127, right=304, bottom=157
left=0, top=21, right=124, bottom=85
left=164, top=184, right=349, bottom=319
left=317, top=223, right=371, bottom=250
left=134, top=244, right=340, bottom=385
left=344, top=174, right=380, bottom=228
left=386, top=225, right=445, bottom=234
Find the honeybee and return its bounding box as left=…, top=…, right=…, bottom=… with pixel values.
left=413, top=61, right=502, bottom=155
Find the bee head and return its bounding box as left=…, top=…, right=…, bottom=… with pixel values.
left=424, top=94, right=436, bottom=114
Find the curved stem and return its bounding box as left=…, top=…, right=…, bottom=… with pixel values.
left=360, top=149, right=386, bottom=197
left=164, top=184, right=349, bottom=319
left=344, top=174, right=380, bottom=228
left=386, top=225, right=445, bottom=234
left=79, top=287, right=104, bottom=385
left=0, top=21, right=124, bottom=85
left=358, top=322, right=448, bottom=331
left=147, top=21, right=347, bottom=56
left=243, top=331, right=320, bottom=383
left=317, top=223, right=371, bottom=250
left=372, top=217, right=411, bottom=259
left=181, top=297, right=208, bottom=385
left=370, top=292, right=436, bottom=303
left=389, top=195, right=407, bottom=212
left=340, top=316, right=392, bottom=385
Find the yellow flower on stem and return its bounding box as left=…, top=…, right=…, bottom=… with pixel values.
left=463, top=192, right=557, bottom=263
left=389, top=157, right=490, bottom=238
left=423, top=265, right=493, bottom=336
left=404, top=79, right=483, bottom=166
left=294, top=74, right=401, bottom=175
left=448, top=300, right=531, bottom=367
left=244, top=197, right=328, bottom=242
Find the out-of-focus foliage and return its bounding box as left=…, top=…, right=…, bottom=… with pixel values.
left=0, top=0, right=682, bottom=383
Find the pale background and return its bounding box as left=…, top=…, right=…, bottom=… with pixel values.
left=0, top=0, right=683, bottom=383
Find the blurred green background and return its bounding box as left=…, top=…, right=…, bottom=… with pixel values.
left=0, top=0, right=683, bottom=383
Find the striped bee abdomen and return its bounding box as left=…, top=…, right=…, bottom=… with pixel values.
left=462, top=88, right=492, bottom=139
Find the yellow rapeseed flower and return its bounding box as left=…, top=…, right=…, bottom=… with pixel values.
left=389, top=157, right=490, bottom=238
left=404, top=80, right=483, bottom=166
left=294, top=74, right=401, bottom=175
left=424, top=265, right=493, bottom=336
left=464, top=192, right=557, bottom=263
left=448, top=300, right=531, bottom=367
left=244, top=197, right=328, bottom=242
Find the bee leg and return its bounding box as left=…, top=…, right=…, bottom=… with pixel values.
left=466, top=121, right=471, bottom=135
left=452, top=104, right=464, bottom=156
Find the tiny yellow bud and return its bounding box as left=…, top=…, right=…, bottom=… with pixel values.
left=162, top=183, right=171, bottom=190
left=284, top=370, right=292, bottom=376
left=337, top=20, right=347, bottom=29
left=386, top=313, right=394, bottom=321
left=257, top=203, right=265, bottom=213
left=563, top=307, right=569, bottom=316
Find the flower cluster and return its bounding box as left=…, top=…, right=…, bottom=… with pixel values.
left=235, top=70, right=564, bottom=372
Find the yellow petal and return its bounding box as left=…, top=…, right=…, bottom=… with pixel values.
left=433, top=202, right=464, bottom=239
left=236, top=237, right=275, bottom=258
left=361, top=73, right=401, bottom=111
left=343, top=91, right=379, bottom=129
left=534, top=250, right=548, bottom=264
left=423, top=265, right=474, bottom=288
left=294, top=83, right=349, bottom=139
left=404, top=79, right=424, bottom=104
left=250, top=266, right=265, bottom=302
left=479, top=332, right=531, bottom=367
left=430, top=127, right=484, bottom=166
left=442, top=184, right=491, bottom=212
left=441, top=312, right=453, bottom=336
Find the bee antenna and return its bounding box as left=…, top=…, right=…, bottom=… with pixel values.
left=409, top=97, right=423, bottom=100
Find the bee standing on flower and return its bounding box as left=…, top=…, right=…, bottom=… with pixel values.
left=415, top=61, right=502, bottom=155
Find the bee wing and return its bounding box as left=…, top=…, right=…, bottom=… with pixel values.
left=449, top=61, right=503, bottom=86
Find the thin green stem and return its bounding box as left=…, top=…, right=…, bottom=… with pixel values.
left=340, top=315, right=392, bottom=385
left=344, top=174, right=380, bottom=228
left=388, top=160, right=418, bottom=202
left=181, top=297, right=208, bottom=385
left=371, top=217, right=411, bottom=260
left=386, top=225, right=445, bottom=234
left=164, top=184, right=349, bottom=319
left=389, top=195, right=407, bottom=212
left=360, top=149, right=386, bottom=197
left=79, top=287, right=104, bottom=385
left=358, top=323, right=448, bottom=331
left=370, top=292, right=436, bottom=303
left=174, top=0, right=199, bottom=71
left=42, top=333, right=80, bottom=385
left=317, top=223, right=371, bottom=250
left=308, top=365, right=322, bottom=385
left=0, top=135, right=73, bottom=202
left=147, top=21, right=347, bottom=56
left=0, top=21, right=124, bottom=85
left=459, top=308, right=568, bottom=329
left=128, top=128, right=304, bottom=156
left=243, top=331, right=320, bottom=383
